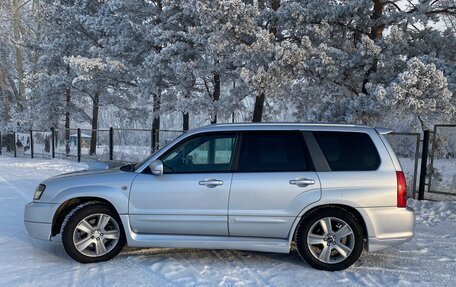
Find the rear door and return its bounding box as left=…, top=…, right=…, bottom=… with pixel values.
left=228, top=131, right=321, bottom=239
left=311, top=131, right=397, bottom=207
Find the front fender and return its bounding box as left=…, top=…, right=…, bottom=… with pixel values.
left=51, top=185, right=130, bottom=214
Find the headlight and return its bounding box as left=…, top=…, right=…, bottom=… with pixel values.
left=34, top=184, right=46, bottom=200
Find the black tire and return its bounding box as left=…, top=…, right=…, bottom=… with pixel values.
left=296, top=207, right=364, bottom=271
left=61, top=202, right=125, bottom=263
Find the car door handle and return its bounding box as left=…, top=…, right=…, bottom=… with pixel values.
left=199, top=179, right=224, bottom=188
left=289, top=178, right=315, bottom=186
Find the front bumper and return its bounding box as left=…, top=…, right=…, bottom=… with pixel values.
left=24, top=221, right=52, bottom=240
left=24, top=202, right=59, bottom=240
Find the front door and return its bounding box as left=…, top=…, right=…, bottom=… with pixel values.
left=129, top=133, right=237, bottom=236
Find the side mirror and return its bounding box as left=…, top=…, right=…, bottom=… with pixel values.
left=149, top=160, right=163, bottom=176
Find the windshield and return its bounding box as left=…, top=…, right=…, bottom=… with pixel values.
left=133, top=150, right=160, bottom=171
left=133, top=132, right=188, bottom=171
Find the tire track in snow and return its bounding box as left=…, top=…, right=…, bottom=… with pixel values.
left=350, top=265, right=455, bottom=283
left=0, top=231, right=23, bottom=245
left=118, top=248, right=277, bottom=287
left=115, top=247, right=211, bottom=287
left=0, top=173, right=31, bottom=202
left=231, top=250, right=275, bottom=287
left=114, top=253, right=177, bottom=287
left=207, top=249, right=274, bottom=287
left=171, top=249, right=214, bottom=286
left=349, top=249, right=456, bottom=286
left=0, top=172, right=32, bottom=246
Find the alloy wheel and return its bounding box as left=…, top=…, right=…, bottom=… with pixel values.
left=306, top=217, right=355, bottom=264
left=72, top=213, right=121, bottom=257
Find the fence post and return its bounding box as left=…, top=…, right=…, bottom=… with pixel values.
left=0, top=131, right=2, bottom=155
left=412, top=134, right=420, bottom=199
left=418, top=130, right=430, bottom=200
left=77, top=128, right=81, bottom=162
left=51, top=128, right=55, bottom=158
left=109, top=127, right=114, bottom=161
left=151, top=129, right=155, bottom=152
left=30, top=130, right=34, bottom=158
left=14, top=132, right=16, bottom=157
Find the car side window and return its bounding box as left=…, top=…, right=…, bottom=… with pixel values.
left=237, top=132, right=311, bottom=172
left=160, top=134, right=237, bottom=173
left=313, top=131, right=381, bottom=171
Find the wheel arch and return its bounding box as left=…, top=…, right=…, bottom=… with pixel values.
left=51, top=197, right=120, bottom=237
left=290, top=204, right=368, bottom=244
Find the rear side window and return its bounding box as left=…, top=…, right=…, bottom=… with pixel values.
left=237, top=132, right=311, bottom=172
left=313, top=132, right=380, bottom=171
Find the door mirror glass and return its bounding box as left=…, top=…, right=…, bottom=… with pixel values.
left=149, top=160, right=163, bottom=175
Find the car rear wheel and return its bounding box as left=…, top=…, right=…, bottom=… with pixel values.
left=296, top=207, right=364, bottom=271
left=61, top=202, right=125, bottom=263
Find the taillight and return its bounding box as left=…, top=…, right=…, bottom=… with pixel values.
left=396, top=171, right=407, bottom=208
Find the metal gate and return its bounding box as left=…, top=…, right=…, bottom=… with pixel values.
left=385, top=132, right=420, bottom=198
left=428, top=124, right=456, bottom=196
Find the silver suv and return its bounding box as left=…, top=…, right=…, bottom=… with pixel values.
left=24, top=123, right=415, bottom=271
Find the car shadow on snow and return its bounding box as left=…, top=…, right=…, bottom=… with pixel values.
left=116, top=246, right=308, bottom=267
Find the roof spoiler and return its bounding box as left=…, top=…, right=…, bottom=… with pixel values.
left=375, top=127, right=394, bottom=135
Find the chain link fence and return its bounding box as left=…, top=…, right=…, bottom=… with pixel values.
left=1, top=128, right=185, bottom=163
left=54, top=128, right=77, bottom=159
left=79, top=129, right=111, bottom=161
left=385, top=132, right=420, bottom=198
left=429, top=125, right=456, bottom=196
left=113, top=129, right=153, bottom=162
left=31, top=130, right=53, bottom=158
left=155, top=129, right=185, bottom=149
left=2, top=126, right=456, bottom=200
left=15, top=132, right=32, bottom=157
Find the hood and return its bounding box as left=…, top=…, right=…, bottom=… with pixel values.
left=48, top=161, right=131, bottom=180
left=37, top=163, right=138, bottom=203
left=48, top=167, right=119, bottom=180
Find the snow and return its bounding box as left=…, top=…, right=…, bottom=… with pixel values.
left=0, top=155, right=455, bottom=287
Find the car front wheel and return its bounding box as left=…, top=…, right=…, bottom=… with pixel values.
left=296, top=207, right=364, bottom=271
left=61, top=202, right=125, bottom=263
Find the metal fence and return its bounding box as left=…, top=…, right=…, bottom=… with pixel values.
left=428, top=124, right=456, bottom=196
left=1, top=128, right=422, bottom=195
left=385, top=132, right=420, bottom=198
left=0, top=128, right=185, bottom=163
left=1, top=125, right=455, bottom=200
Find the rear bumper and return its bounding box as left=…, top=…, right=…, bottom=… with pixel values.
left=367, top=234, right=414, bottom=252
left=24, top=202, right=59, bottom=240
left=357, top=206, right=415, bottom=252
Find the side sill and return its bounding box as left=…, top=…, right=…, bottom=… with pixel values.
left=120, top=215, right=291, bottom=254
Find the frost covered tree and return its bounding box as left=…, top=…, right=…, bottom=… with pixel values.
left=371, top=57, right=454, bottom=130
left=187, top=0, right=261, bottom=123
left=30, top=0, right=98, bottom=152
left=1, top=0, right=454, bottom=135
left=32, top=0, right=145, bottom=153
left=275, top=0, right=455, bottom=130
left=0, top=0, right=44, bottom=131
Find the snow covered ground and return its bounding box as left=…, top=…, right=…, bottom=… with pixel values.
left=0, top=156, right=455, bottom=287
